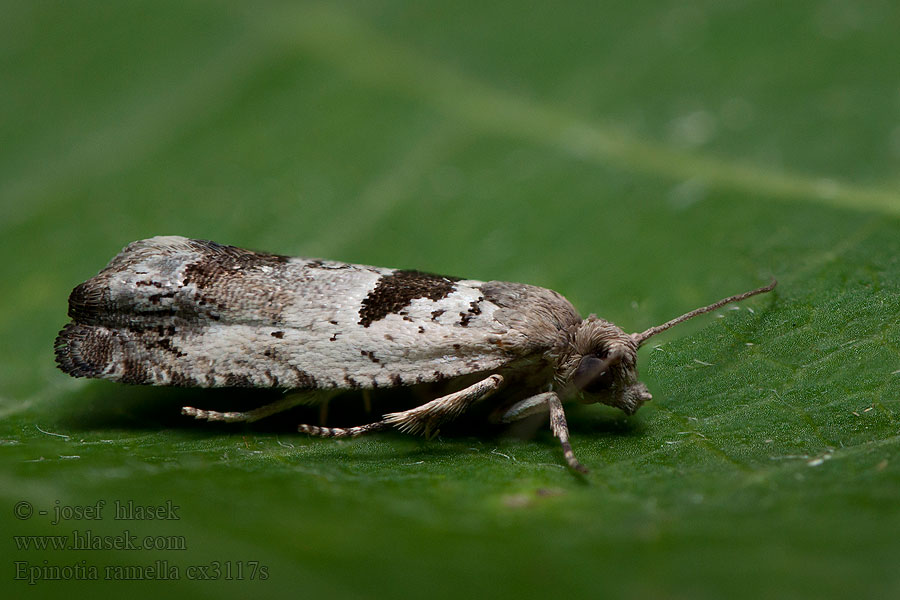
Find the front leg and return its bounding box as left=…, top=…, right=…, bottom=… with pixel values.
left=498, top=391, right=587, bottom=474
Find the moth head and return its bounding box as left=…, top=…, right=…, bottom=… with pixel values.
left=563, top=317, right=651, bottom=415
left=563, top=279, right=777, bottom=415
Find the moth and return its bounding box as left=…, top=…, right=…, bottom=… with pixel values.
left=55, top=236, right=776, bottom=472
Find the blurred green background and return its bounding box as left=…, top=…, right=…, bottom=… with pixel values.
left=3, top=1, right=899, bottom=598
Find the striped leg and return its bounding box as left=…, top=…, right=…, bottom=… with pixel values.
left=182, top=390, right=330, bottom=423
left=298, top=421, right=389, bottom=438
left=498, top=391, right=587, bottom=474
left=546, top=392, right=587, bottom=474
left=298, top=374, right=504, bottom=439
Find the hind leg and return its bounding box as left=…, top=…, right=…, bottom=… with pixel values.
left=183, top=390, right=332, bottom=423
left=298, top=375, right=504, bottom=439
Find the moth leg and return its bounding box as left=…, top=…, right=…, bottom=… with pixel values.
left=297, top=374, right=504, bottom=440
left=496, top=393, right=552, bottom=423
left=383, top=374, right=504, bottom=438
left=182, top=390, right=330, bottom=424
left=298, top=421, right=390, bottom=438
left=546, top=392, right=588, bottom=474
left=497, top=391, right=587, bottom=474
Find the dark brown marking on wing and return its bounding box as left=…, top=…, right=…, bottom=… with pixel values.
left=167, top=371, right=195, bottom=387
left=458, top=297, right=484, bottom=327
left=305, top=259, right=354, bottom=270
left=182, top=245, right=284, bottom=290
left=265, top=370, right=280, bottom=387
left=157, top=337, right=187, bottom=358
left=120, top=358, right=150, bottom=385
left=148, top=291, right=176, bottom=304
left=358, top=270, right=460, bottom=327
left=181, top=240, right=294, bottom=324
left=291, top=367, right=317, bottom=389
left=182, top=239, right=289, bottom=290
left=224, top=373, right=254, bottom=388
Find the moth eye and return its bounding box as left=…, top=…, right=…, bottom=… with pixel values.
left=583, top=366, right=615, bottom=393
left=573, top=353, right=617, bottom=393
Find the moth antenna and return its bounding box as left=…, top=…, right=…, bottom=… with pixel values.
left=631, top=279, right=776, bottom=347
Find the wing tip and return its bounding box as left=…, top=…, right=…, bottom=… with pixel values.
left=54, top=323, right=112, bottom=379
left=66, top=279, right=109, bottom=322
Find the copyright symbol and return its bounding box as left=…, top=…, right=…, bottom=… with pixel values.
left=14, top=501, right=33, bottom=520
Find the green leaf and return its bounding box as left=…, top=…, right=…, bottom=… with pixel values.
left=2, top=2, right=899, bottom=598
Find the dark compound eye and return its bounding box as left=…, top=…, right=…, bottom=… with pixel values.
left=574, top=353, right=618, bottom=393
left=583, top=366, right=615, bottom=393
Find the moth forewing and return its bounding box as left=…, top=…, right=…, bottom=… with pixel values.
left=55, top=236, right=776, bottom=473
